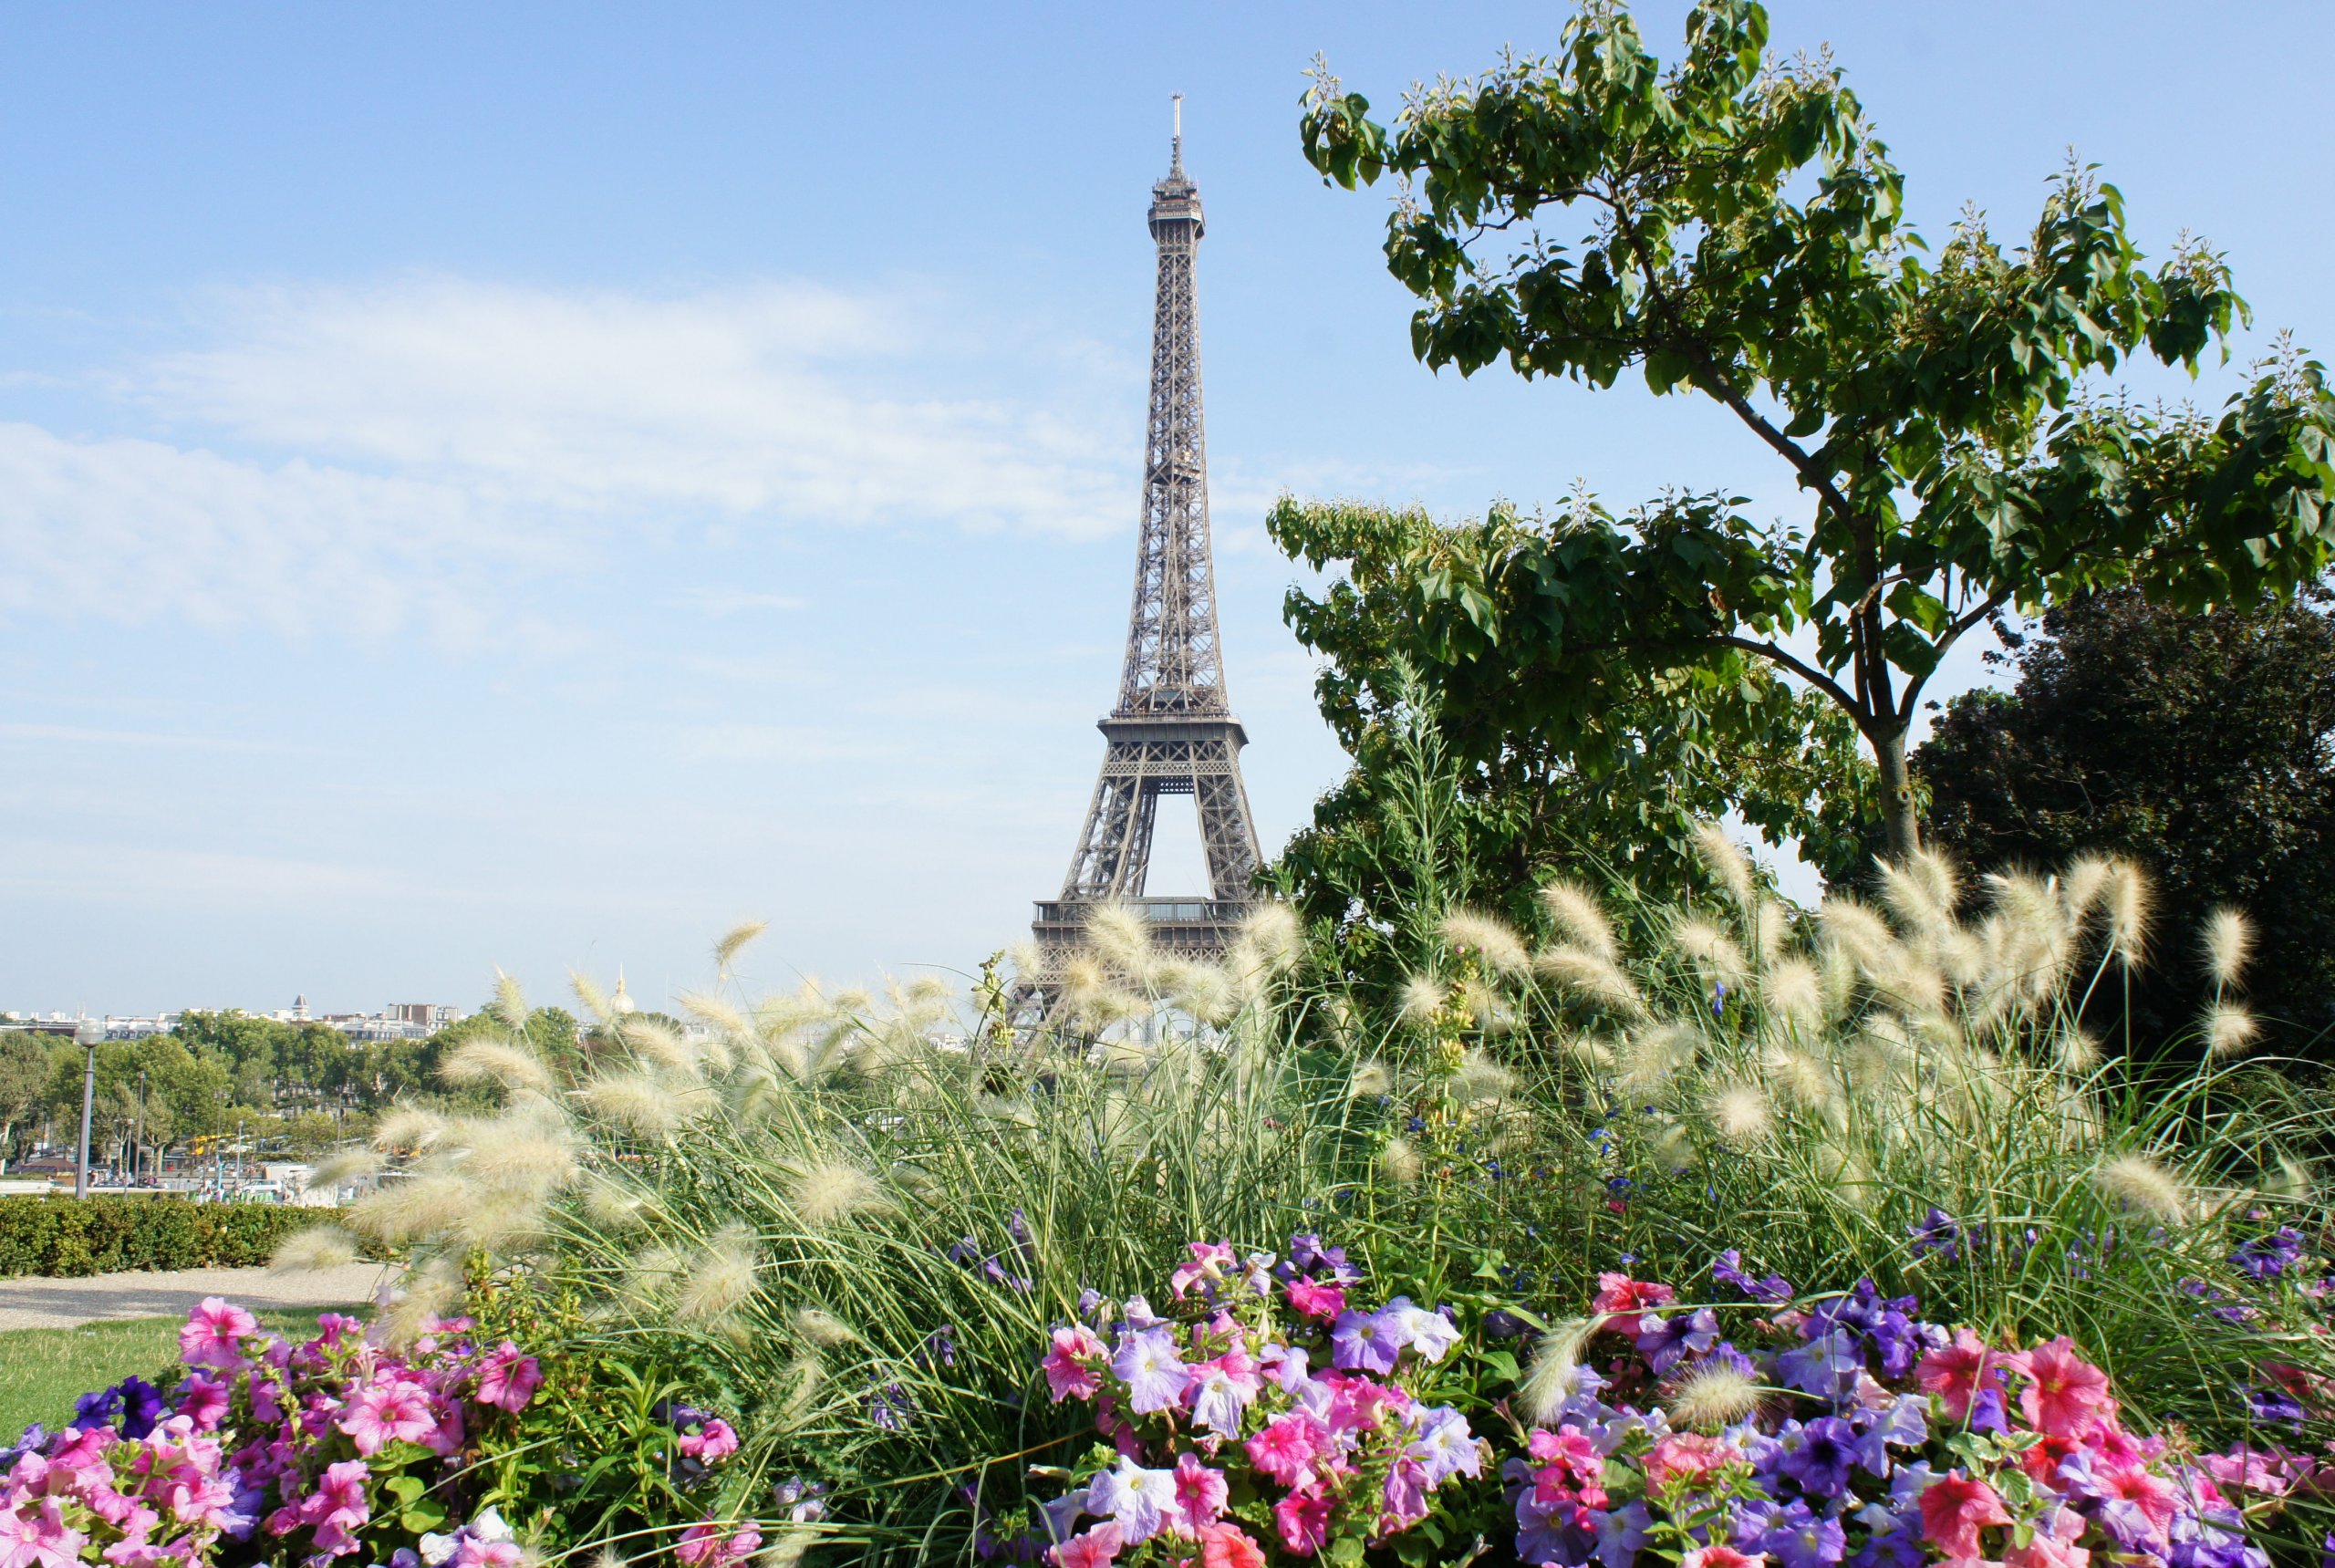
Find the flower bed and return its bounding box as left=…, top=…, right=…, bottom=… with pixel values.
left=0, top=1296, right=744, bottom=1568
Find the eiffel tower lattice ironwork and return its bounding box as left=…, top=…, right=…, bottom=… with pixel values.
left=1031, top=103, right=1262, bottom=967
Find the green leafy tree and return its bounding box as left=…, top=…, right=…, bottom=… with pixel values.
left=1272, top=499, right=1880, bottom=944
left=0, top=1035, right=49, bottom=1162
left=1291, top=0, right=2335, bottom=857
left=1919, top=585, right=2335, bottom=1048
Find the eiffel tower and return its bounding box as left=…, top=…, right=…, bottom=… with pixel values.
left=1030, top=100, right=1262, bottom=969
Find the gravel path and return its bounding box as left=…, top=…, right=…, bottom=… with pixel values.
left=0, top=1264, right=395, bottom=1334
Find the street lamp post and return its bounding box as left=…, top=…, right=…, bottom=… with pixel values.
left=73, top=1023, right=99, bottom=1199
left=131, top=1067, right=147, bottom=1183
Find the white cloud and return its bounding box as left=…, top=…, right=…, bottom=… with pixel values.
left=140, top=277, right=1136, bottom=535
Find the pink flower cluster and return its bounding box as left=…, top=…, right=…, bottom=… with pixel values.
left=1509, top=1263, right=2277, bottom=1568
left=1, top=1297, right=556, bottom=1568
left=1035, top=1235, right=1483, bottom=1566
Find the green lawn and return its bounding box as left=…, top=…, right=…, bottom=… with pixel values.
left=0, top=1306, right=362, bottom=1443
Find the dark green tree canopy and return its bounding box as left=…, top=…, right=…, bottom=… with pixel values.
left=1921, top=584, right=2335, bottom=1048
left=1292, top=0, right=2335, bottom=855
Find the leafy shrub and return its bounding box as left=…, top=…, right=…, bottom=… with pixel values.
left=0, top=1197, right=354, bottom=1278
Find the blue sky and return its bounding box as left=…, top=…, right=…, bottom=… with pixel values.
left=4, top=2, right=2329, bottom=1016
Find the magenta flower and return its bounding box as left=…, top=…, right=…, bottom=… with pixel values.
left=474, top=1345, right=543, bottom=1414
left=1169, top=1241, right=1237, bottom=1301
left=1246, top=1411, right=1333, bottom=1489
left=1054, top=1522, right=1124, bottom=1568
left=675, top=1521, right=763, bottom=1567
left=1273, top=1488, right=1331, bottom=1556
left=174, top=1376, right=232, bottom=1433
left=1168, top=1453, right=1228, bottom=1537
left=178, top=1298, right=259, bottom=1371
left=1285, top=1279, right=1346, bottom=1323
left=0, top=1495, right=89, bottom=1568
left=679, top=1418, right=739, bottom=1461
left=337, top=1380, right=437, bottom=1456
left=1044, top=1325, right=1107, bottom=1403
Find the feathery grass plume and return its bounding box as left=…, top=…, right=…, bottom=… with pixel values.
left=2203, top=1002, right=2261, bottom=1059
left=1816, top=897, right=1898, bottom=972
left=305, top=1147, right=382, bottom=1192
left=2105, top=859, right=2153, bottom=968
left=675, top=1223, right=762, bottom=1324
left=1167, top=961, right=1236, bottom=1025
left=1691, top=823, right=1759, bottom=914
left=371, top=1107, right=444, bottom=1155
left=2269, top=1156, right=2316, bottom=1201
left=574, top=1071, right=692, bottom=1137
left=617, top=1016, right=699, bottom=1075
left=787, top=1159, right=894, bottom=1228
left=383, top=1256, right=466, bottom=1348
left=2201, top=907, right=2256, bottom=990
left=1397, top=974, right=1446, bottom=1025
left=458, top=1121, right=578, bottom=1196
left=1378, top=1137, right=1422, bottom=1186
left=714, top=918, right=768, bottom=975
left=2096, top=1153, right=2190, bottom=1223
left=1458, top=976, right=1516, bottom=1034
left=1761, top=959, right=1826, bottom=1030
left=793, top=1307, right=857, bottom=1347
left=2052, top=1026, right=2103, bottom=1074
left=1519, top=1317, right=1598, bottom=1424
left=1237, top=902, right=1304, bottom=973
left=1764, top=1048, right=1834, bottom=1110
left=269, top=1226, right=359, bottom=1273
left=571, top=970, right=614, bottom=1025
left=2060, top=855, right=2114, bottom=926
left=491, top=969, right=531, bottom=1032
left=346, top=1174, right=472, bottom=1243
left=455, top=1189, right=549, bottom=1251
left=1668, top=1357, right=1764, bottom=1430
left=1007, top=940, right=1047, bottom=980
left=677, top=989, right=751, bottom=1039
left=439, top=1039, right=554, bottom=1096
left=1706, top=1081, right=1772, bottom=1147
left=1877, top=853, right=1956, bottom=939
left=1561, top=1033, right=1617, bottom=1068
left=1059, top=953, right=1110, bottom=1007
left=1615, top=1023, right=1697, bottom=1099
left=1934, top=924, right=1989, bottom=991
left=1441, top=909, right=1531, bottom=977
left=1086, top=902, right=1159, bottom=983
left=1670, top=915, right=1749, bottom=986
left=1532, top=946, right=1646, bottom=1016
left=1449, top=1048, right=1515, bottom=1105
left=1651, top=1116, right=1694, bottom=1172
left=1538, top=877, right=1617, bottom=961
left=579, top=1172, right=650, bottom=1229
left=1349, top=1058, right=1393, bottom=1098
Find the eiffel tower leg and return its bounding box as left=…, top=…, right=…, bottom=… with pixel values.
left=1195, top=770, right=1261, bottom=899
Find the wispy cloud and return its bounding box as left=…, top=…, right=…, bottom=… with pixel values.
left=0, top=275, right=1142, bottom=639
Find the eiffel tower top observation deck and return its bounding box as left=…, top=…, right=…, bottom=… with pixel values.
left=1032, top=100, right=1262, bottom=963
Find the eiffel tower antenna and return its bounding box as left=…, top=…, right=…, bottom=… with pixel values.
left=1030, top=103, right=1262, bottom=971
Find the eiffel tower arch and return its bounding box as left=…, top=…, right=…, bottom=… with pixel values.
left=1031, top=104, right=1262, bottom=970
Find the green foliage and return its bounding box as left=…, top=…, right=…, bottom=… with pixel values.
left=0, top=1196, right=355, bottom=1279
left=1292, top=0, right=2335, bottom=854
left=1919, top=585, right=2335, bottom=1048
left=0, top=1035, right=48, bottom=1161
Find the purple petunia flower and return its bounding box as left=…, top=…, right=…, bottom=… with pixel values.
left=1634, top=1307, right=1720, bottom=1375
left=114, top=1376, right=166, bottom=1440
left=1777, top=1416, right=1861, bottom=1499
left=1111, top=1327, right=1188, bottom=1414
left=2231, top=1227, right=2306, bottom=1282
left=1778, top=1329, right=1862, bottom=1402
left=1762, top=1501, right=1848, bottom=1568
left=1594, top=1501, right=1650, bottom=1568
left=1330, top=1304, right=1409, bottom=1374
left=1714, top=1250, right=1794, bottom=1304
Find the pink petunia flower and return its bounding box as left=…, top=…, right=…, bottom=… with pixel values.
left=1272, top=1488, right=1330, bottom=1557
left=675, top=1521, right=763, bottom=1568
left=1591, top=1274, right=1675, bottom=1316
left=1199, top=1523, right=1265, bottom=1568
left=0, top=1496, right=90, bottom=1568
left=337, top=1380, right=437, bottom=1457
left=2020, top=1337, right=2115, bottom=1441
left=678, top=1418, right=739, bottom=1462
left=1679, top=1548, right=1768, bottom=1568
left=1284, top=1279, right=1347, bottom=1323
left=1170, top=1242, right=1237, bottom=1300
left=474, top=1345, right=543, bottom=1414
left=1915, top=1329, right=2029, bottom=1423
left=178, top=1299, right=259, bottom=1371
left=1920, top=1471, right=2012, bottom=1560
left=1053, top=1522, right=1123, bottom=1568
left=174, top=1376, right=232, bottom=1433
left=1168, top=1453, right=1227, bottom=1537
left=1043, top=1326, right=1107, bottom=1403
left=1246, top=1411, right=1333, bottom=1490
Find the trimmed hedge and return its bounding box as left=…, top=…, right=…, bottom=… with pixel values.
left=0, top=1196, right=350, bottom=1279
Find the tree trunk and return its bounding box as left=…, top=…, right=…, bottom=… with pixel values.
left=1873, top=723, right=1921, bottom=859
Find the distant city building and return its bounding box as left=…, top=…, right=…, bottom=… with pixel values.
left=2, top=1002, right=465, bottom=1043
